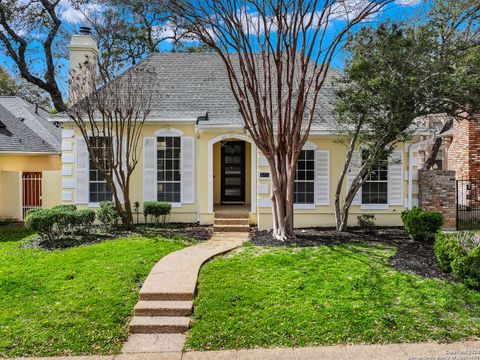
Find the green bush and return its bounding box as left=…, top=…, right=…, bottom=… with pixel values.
left=52, top=205, right=77, bottom=212
left=434, top=231, right=480, bottom=289
left=357, top=214, right=376, bottom=234
left=25, top=207, right=96, bottom=242
left=25, top=209, right=59, bottom=243
left=434, top=231, right=466, bottom=272
left=143, top=201, right=172, bottom=226
left=451, top=246, right=480, bottom=289
left=75, top=209, right=96, bottom=234
left=401, top=207, right=444, bottom=242
left=97, top=201, right=119, bottom=229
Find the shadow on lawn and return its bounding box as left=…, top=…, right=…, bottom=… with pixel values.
left=250, top=227, right=455, bottom=281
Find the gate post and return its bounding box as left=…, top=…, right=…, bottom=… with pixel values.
left=418, top=170, right=456, bottom=230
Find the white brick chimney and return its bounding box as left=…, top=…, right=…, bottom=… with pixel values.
left=68, top=26, right=98, bottom=103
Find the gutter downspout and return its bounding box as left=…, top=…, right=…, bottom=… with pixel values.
left=195, top=127, right=200, bottom=223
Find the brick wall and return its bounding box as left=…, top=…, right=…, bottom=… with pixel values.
left=448, top=119, right=480, bottom=180
left=418, top=170, right=456, bottom=230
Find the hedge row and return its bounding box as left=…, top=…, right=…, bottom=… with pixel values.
left=401, top=207, right=444, bottom=242
left=25, top=201, right=173, bottom=242
left=435, top=231, right=480, bottom=289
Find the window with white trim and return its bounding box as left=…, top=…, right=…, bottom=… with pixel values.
left=89, top=137, right=113, bottom=202
left=361, top=152, right=388, bottom=204
left=294, top=150, right=315, bottom=204
left=157, top=136, right=181, bottom=202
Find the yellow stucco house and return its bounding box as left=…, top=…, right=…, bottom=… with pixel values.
left=55, top=28, right=423, bottom=230
left=0, top=97, right=61, bottom=220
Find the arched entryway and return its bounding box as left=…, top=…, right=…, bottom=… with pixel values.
left=207, top=133, right=257, bottom=214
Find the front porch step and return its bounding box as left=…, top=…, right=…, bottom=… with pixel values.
left=134, top=300, right=193, bottom=317
left=129, top=316, right=190, bottom=334
left=214, top=212, right=249, bottom=219
left=213, top=224, right=250, bottom=233
left=214, top=218, right=250, bottom=225
left=139, top=292, right=193, bottom=301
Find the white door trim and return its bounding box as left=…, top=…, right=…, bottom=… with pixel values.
left=207, top=133, right=256, bottom=214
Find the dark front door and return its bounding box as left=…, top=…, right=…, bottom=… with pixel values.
left=221, top=141, right=245, bottom=203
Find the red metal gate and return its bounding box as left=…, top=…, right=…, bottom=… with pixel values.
left=22, top=172, right=42, bottom=219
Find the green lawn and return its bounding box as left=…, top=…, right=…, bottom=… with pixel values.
left=186, top=242, right=480, bottom=350
left=0, top=224, right=192, bottom=358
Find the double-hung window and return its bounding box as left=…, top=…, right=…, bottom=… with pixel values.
left=157, top=136, right=181, bottom=203
left=361, top=152, right=388, bottom=205
left=294, top=150, right=315, bottom=204
left=89, top=137, right=113, bottom=203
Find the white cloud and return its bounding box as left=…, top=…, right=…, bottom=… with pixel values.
left=395, top=0, right=422, bottom=6
left=58, top=0, right=103, bottom=24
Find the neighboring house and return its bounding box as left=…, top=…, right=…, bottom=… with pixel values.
left=55, top=28, right=422, bottom=230
left=0, top=97, right=61, bottom=220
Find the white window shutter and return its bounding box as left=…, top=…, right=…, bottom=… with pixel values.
left=181, top=137, right=195, bottom=204
left=315, top=150, right=329, bottom=205
left=75, top=136, right=89, bottom=204
left=143, top=137, right=157, bottom=201
left=388, top=151, right=403, bottom=205
left=347, top=150, right=361, bottom=205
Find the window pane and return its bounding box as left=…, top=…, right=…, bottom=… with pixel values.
left=294, top=150, right=315, bottom=205
left=157, top=136, right=182, bottom=203
left=361, top=151, right=388, bottom=205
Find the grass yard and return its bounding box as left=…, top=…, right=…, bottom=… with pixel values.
left=186, top=242, right=480, bottom=351
left=0, top=224, right=192, bottom=357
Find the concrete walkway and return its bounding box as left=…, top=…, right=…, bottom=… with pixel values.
left=6, top=341, right=480, bottom=360
left=122, top=232, right=249, bottom=354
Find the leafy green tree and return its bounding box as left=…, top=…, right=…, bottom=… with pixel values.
left=334, top=20, right=480, bottom=231
left=0, top=66, right=17, bottom=95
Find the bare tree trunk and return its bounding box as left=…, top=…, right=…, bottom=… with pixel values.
left=334, top=117, right=364, bottom=231
left=422, top=118, right=453, bottom=170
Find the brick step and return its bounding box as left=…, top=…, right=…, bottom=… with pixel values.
left=214, top=212, right=249, bottom=219
left=214, top=224, right=250, bottom=233
left=139, top=292, right=193, bottom=301
left=134, top=300, right=193, bottom=317
left=129, top=316, right=190, bottom=334
left=214, top=218, right=250, bottom=225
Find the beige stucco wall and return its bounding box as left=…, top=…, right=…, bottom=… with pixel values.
left=0, top=171, right=21, bottom=219
left=42, top=171, right=62, bottom=209
left=61, top=123, right=412, bottom=229
left=255, top=136, right=409, bottom=230
left=0, top=154, right=61, bottom=220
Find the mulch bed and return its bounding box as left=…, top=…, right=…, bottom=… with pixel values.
left=25, top=223, right=213, bottom=250
left=250, top=227, right=454, bottom=281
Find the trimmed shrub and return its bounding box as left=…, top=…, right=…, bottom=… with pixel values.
left=401, top=207, right=444, bottom=242
left=75, top=209, right=96, bottom=234
left=451, top=246, right=480, bottom=289
left=357, top=214, right=376, bottom=234
left=25, top=207, right=96, bottom=242
left=25, top=209, right=58, bottom=243
left=97, top=201, right=119, bottom=229
left=434, top=231, right=466, bottom=273
left=434, top=231, right=480, bottom=289
left=143, top=201, right=172, bottom=226
left=52, top=205, right=77, bottom=212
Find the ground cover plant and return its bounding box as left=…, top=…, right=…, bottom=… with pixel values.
left=186, top=231, right=480, bottom=350
left=0, top=223, right=193, bottom=357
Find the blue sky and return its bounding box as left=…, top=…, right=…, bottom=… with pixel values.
left=0, top=0, right=429, bottom=98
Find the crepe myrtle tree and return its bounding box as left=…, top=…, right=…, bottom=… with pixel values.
left=67, top=61, right=155, bottom=229
left=170, top=0, right=393, bottom=241
left=334, top=22, right=480, bottom=231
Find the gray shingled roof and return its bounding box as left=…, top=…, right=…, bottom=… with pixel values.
left=57, top=52, right=341, bottom=130
left=0, top=96, right=61, bottom=151
left=0, top=103, right=58, bottom=153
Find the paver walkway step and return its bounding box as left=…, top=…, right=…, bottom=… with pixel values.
left=213, top=224, right=249, bottom=232
left=214, top=218, right=250, bottom=225
left=129, top=316, right=190, bottom=334
left=124, top=231, right=249, bottom=353
left=134, top=300, right=193, bottom=317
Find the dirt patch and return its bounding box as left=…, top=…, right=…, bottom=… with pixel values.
left=250, top=227, right=454, bottom=281
left=135, top=223, right=213, bottom=241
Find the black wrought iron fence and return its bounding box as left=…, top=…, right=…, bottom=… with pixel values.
left=456, top=179, right=480, bottom=230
